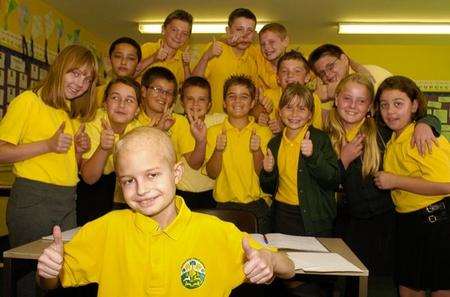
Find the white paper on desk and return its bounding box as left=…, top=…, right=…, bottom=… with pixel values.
left=251, top=233, right=328, bottom=252
left=288, top=252, right=363, bottom=273
left=42, top=227, right=80, bottom=242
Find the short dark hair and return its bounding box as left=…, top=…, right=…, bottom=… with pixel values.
left=308, top=44, right=344, bottom=73
left=104, top=76, right=142, bottom=105
left=108, top=37, right=142, bottom=62
left=228, top=8, right=257, bottom=27
left=141, top=66, right=178, bottom=97
left=375, top=75, right=427, bottom=121
left=163, top=9, right=193, bottom=33
left=181, top=76, right=211, bottom=101
left=223, top=75, right=256, bottom=101
left=277, top=50, right=310, bottom=73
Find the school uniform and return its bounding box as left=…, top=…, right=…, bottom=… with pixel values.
left=61, top=196, right=264, bottom=296
left=205, top=117, right=272, bottom=232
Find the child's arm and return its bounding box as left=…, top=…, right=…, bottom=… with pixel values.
left=374, top=171, right=450, bottom=195
left=250, top=129, right=264, bottom=175
left=184, top=113, right=207, bottom=170
left=80, top=120, right=115, bottom=184
left=412, top=117, right=441, bottom=156
left=206, top=128, right=227, bottom=179
left=37, top=226, right=64, bottom=290
left=74, top=124, right=91, bottom=168
left=134, top=40, right=173, bottom=77
left=0, top=122, right=72, bottom=164
left=192, top=39, right=223, bottom=77
left=242, top=237, right=295, bottom=284
left=182, top=46, right=191, bottom=80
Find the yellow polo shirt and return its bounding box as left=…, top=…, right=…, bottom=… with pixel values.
left=248, top=44, right=278, bottom=90
left=0, top=91, right=78, bottom=186
left=384, top=123, right=450, bottom=213
left=345, top=119, right=365, bottom=142
left=201, top=42, right=259, bottom=113
left=140, top=39, right=186, bottom=85
left=136, top=111, right=195, bottom=161
left=177, top=113, right=227, bottom=192
left=275, top=125, right=309, bottom=205
left=61, top=196, right=263, bottom=296
left=83, top=108, right=141, bottom=175
left=205, top=118, right=272, bottom=203
left=263, top=88, right=323, bottom=130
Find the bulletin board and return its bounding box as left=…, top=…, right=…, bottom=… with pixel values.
left=0, top=44, right=49, bottom=118
left=424, top=92, right=450, bottom=141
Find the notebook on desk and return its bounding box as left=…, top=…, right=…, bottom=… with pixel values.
left=251, top=233, right=328, bottom=252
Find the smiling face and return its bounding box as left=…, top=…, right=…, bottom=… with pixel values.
left=117, top=136, right=183, bottom=225
left=105, top=82, right=139, bottom=125
left=259, top=30, right=288, bottom=62
left=63, top=65, right=93, bottom=100
left=277, top=59, right=310, bottom=89
left=335, top=81, right=372, bottom=130
left=279, top=95, right=312, bottom=132
left=223, top=84, right=255, bottom=119
left=314, top=53, right=349, bottom=84
left=227, top=17, right=256, bottom=51
left=379, top=89, right=418, bottom=134
left=162, top=19, right=190, bottom=50
left=141, top=78, right=176, bottom=115
left=181, top=86, right=211, bottom=119
left=110, top=43, right=139, bottom=77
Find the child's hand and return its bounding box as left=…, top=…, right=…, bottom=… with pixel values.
left=215, top=127, right=227, bottom=152
left=155, top=40, right=173, bottom=62
left=182, top=46, right=191, bottom=65
left=257, top=88, right=273, bottom=115
left=411, top=122, right=438, bottom=156
left=374, top=171, right=398, bottom=190
left=100, top=119, right=115, bottom=151
left=227, top=32, right=241, bottom=46
left=326, top=81, right=339, bottom=99
left=340, top=134, right=365, bottom=168
left=37, top=226, right=64, bottom=279
left=263, top=148, right=275, bottom=172
left=242, top=237, right=274, bottom=284
left=74, top=124, right=90, bottom=154
left=207, top=37, right=223, bottom=60
left=187, top=111, right=206, bottom=143
left=156, top=102, right=175, bottom=132
left=268, top=118, right=282, bottom=134
left=258, top=112, right=269, bottom=126
left=47, top=122, right=73, bottom=153
left=301, top=131, right=313, bottom=157
left=250, top=129, right=261, bottom=152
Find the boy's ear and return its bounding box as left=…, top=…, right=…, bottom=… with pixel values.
left=282, top=36, right=290, bottom=49
left=173, top=161, right=184, bottom=184
left=411, top=99, right=419, bottom=114
left=340, top=54, right=349, bottom=66
left=141, top=86, right=147, bottom=98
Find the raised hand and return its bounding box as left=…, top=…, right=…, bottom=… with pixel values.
left=187, top=110, right=206, bottom=143
left=207, top=37, right=223, bottom=60
left=250, top=128, right=261, bottom=152
left=340, top=134, right=365, bottom=168
left=242, top=237, right=274, bottom=284
left=215, top=127, right=227, bottom=152
left=47, top=122, right=72, bottom=153
left=100, top=119, right=115, bottom=152
left=37, top=226, right=64, bottom=279
left=301, top=131, right=313, bottom=157
left=182, top=46, right=191, bottom=65
left=263, top=148, right=275, bottom=172
left=74, top=123, right=90, bottom=154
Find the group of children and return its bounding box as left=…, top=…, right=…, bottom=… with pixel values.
left=0, top=6, right=449, bottom=297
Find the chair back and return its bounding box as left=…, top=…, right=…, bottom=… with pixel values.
left=196, top=209, right=258, bottom=233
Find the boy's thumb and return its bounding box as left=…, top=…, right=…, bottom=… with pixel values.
left=77, top=123, right=85, bottom=134
left=304, top=131, right=310, bottom=140
left=242, top=237, right=255, bottom=259
left=57, top=122, right=66, bottom=133
left=267, top=148, right=273, bottom=159
left=52, top=225, right=64, bottom=253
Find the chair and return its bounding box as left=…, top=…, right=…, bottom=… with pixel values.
left=196, top=208, right=258, bottom=233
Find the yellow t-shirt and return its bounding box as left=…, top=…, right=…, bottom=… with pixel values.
left=344, top=119, right=365, bottom=142
left=275, top=126, right=309, bottom=205
left=83, top=108, right=141, bottom=175
left=384, top=123, right=450, bottom=213
left=177, top=113, right=227, bottom=192
left=248, top=44, right=279, bottom=90
left=0, top=91, right=78, bottom=186
left=205, top=118, right=272, bottom=203
left=263, top=88, right=323, bottom=130
left=201, top=42, right=259, bottom=114
left=61, top=196, right=262, bottom=296
left=140, top=39, right=186, bottom=85
left=136, top=111, right=195, bottom=161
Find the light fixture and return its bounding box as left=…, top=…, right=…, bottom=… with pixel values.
left=139, top=23, right=267, bottom=34
left=338, top=23, right=450, bottom=35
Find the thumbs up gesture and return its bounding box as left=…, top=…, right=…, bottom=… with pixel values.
left=156, top=40, right=173, bottom=62
left=37, top=226, right=64, bottom=279
left=242, top=237, right=274, bottom=284
left=182, top=46, right=191, bottom=65
left=301, top=131, right=313, bottom=157
left=250, top=128, right=261, bottom=152
left=215, top=127, right=227, bottom=152
left=207, top=37, right=223, bottom=60
left=263, top=148, right=275, bottom=172
left=100, top=119, right=115, bottom=152
left=74, top=123, right=91, bottom=154
left=47, top=122, right=73, bottom=153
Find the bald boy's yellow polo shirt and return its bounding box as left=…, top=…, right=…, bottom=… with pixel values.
left=136, top=111, right=195, bottom=160
left=263, top=88, right=323, bottom=130
left=201, top=42, right=259, bottom=114
left=61, top=196, right=261, bottom=296
left=83, top=108, right=141, bottom=175
left=384, top=123, right=450, bottom=213
left=206, top=118, right=272, bottom=203
left=0, top=91, right=78, bottom=186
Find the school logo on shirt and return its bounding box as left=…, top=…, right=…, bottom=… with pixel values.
left=180, top=258, right=206, bottom=289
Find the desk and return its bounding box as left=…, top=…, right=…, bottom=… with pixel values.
left=3, top=237, right=369, bottom=297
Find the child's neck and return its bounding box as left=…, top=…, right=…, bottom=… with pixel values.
left=144, top=106, right=162, bottom=121
left=231, top=46, right=246, bottom=57
left=109, top=120, right=128, bottom=135
left=228, top=116, right=250, bottom=130
left=285, top=127, right=302, bottom=140
left=152, top=200, right=178, bottom=229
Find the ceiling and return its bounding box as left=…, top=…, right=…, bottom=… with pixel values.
left=43, top=0, right=450, bottom=46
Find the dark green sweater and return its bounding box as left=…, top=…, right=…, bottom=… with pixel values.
left=259, top=126, right=339, bottom=235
